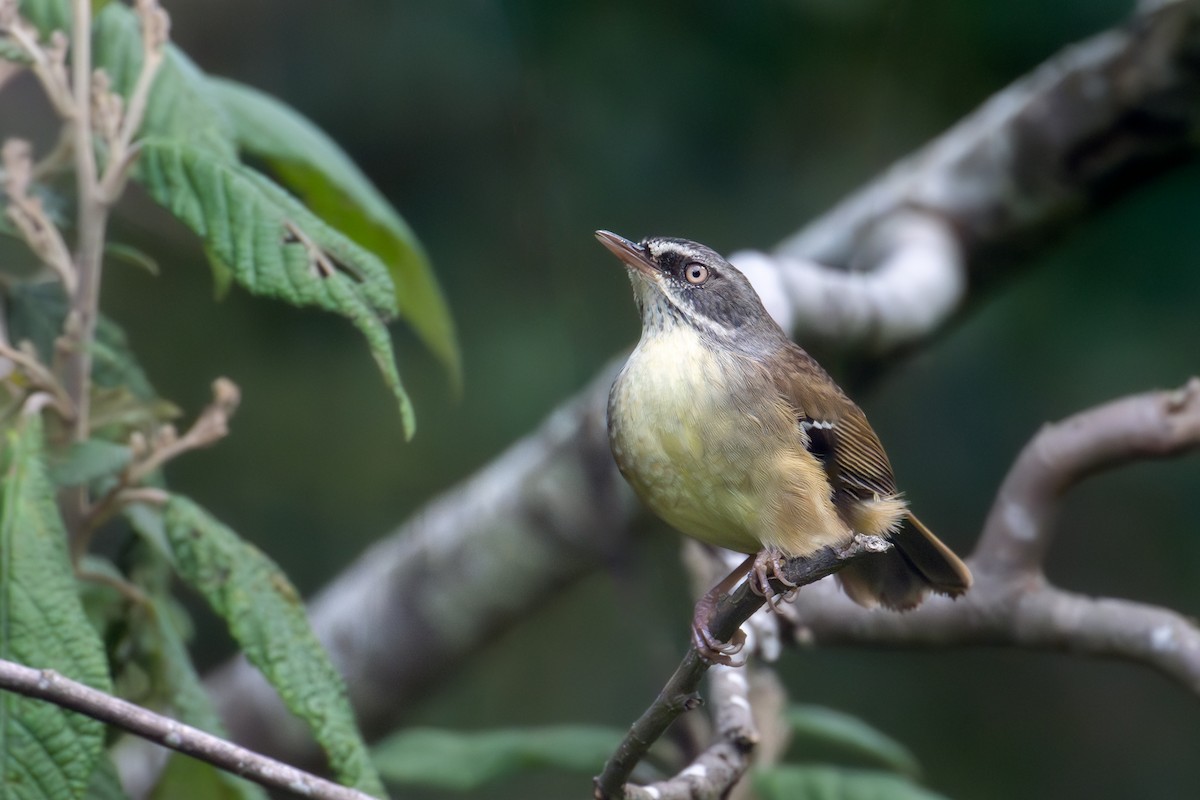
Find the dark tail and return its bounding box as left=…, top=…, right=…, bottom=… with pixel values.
left=838, top=511, right=972, bottom=610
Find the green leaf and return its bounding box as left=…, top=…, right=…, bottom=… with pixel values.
left=104, top=243, right=160, bottom=276
left=83, top=754, right=129, bottom=800
left=49, top=440, right=132, bottom=488
left=135, top=137, right=414, bottom=437
left=3, top=282, right=161, bottom=403
left=371, top=726, right=624, bottom=791
left=140, top=592, right=265, bottom=800
left=206, top=77, right=461, bottom=390
left=92, top=3, right=235, bottom=158
left=17, top=0, right=71, bottom=36
left=149, top=755, right=261, bottom=800
left=786, top=705, right=921, bottom=778
left=161, top=496, right=385, bottom=798
left=0, top=413, right=111, bottom=800
left=755, top=766, right=950, bottom=800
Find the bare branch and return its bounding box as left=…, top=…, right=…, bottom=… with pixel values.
left=734, top=0, right=1200, bottom=350
left=0, top=658, right=376, bottom=800
left=593, top=536, right=889, bottom=800
left=784, top=379, right=1200, bottom=696
left=973, top=377, right=1200, bottom=576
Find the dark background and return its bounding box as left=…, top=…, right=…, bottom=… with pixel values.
left=83, top=0, right=1200, bottom=797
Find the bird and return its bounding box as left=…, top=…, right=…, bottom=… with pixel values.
left=597, top=230, right=972, bottom=664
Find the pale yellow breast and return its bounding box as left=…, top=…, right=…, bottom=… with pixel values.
left=608, top=326, right=850, bottom=557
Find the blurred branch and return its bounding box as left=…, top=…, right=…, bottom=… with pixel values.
left=734, top=0, right=1200, bottom=350
left=0, top=658, right=375, bottom=800
left=204, top=364, right=637, bottom=757
left=205, top=0, right=1200, bottom=764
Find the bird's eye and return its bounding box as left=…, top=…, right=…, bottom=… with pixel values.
left=684, top=263, right=710, bottom=285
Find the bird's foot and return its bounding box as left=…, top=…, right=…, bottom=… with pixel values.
left=691, top=591, right=747, bottom=667
left=690, top=552, right=755, bottom=666
left=749, top=547, right=797, bottom=611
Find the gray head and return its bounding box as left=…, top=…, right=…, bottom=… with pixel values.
left=595, top=231, right=786, bottom=348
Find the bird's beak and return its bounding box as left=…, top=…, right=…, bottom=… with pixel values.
left=595, top=230, right=658, bottom=279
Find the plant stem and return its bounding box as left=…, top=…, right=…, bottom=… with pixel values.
left=63, top=0, right=105, bottom=444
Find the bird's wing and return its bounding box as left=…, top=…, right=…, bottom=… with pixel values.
left=769, top=347, right=898, bottom=501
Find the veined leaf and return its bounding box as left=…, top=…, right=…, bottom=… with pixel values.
left=786, top=705, right=922, bottom=778
left=136, top=137, right=414, bottom=436
left=0, top=413, right=110, bottom=800
left=146, top=597, right=266, bottom=800
left=755, top=766, right=950, bottom=800
left=206, top=77, right=461, bottom=389
left=371, top=726, right=625, bottom=791
left=161, top=496, right=385, bottom=798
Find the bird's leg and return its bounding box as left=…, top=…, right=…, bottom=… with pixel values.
left=749, top=546, right=798, bottom=611
left=691, top=553, right=755, bottom=666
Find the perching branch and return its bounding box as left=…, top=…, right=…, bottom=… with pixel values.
left=0, top=658, right=375, bottom=800
left=206, top=0, right=1200, bottom=763
left=592, top=536, right=890, bottom=800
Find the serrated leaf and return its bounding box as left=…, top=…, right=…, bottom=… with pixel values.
left=786, top=705, right=921, bottom=778
left=207, top=77, right=461, bottom=389
left=161, top=495, right=385, bottom=798
left=135, top=138, right=414, bottom=436
left=49, top=440, right=132, bottom=487
left=755, top=766, right=950, bottom=800
left=371, top=726, right=624, bottom=791
left=0, top=413, right=111, bottom=800
left=145, top=598, right=266, bottom=800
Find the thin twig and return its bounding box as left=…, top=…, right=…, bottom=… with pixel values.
left=82, top=378, right=238, bottom=537
left=2, top=138, right=78, bottom=294
left=62, top=0, right=105, bottom=445
left=0, top=658, right=376, bottom=800
left=97, top=0, right=167, bottom=202
left=592, top=536, right=889, bottom=800
left=0, top=5, right=75, bottom=117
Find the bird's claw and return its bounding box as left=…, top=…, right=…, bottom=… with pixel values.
left=749, top=548, right=798, bottom=612
left=692, top=621, right=747, bottom=667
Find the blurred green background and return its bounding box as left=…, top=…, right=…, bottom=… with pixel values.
left=79, top=0, right=1200, bottom=797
